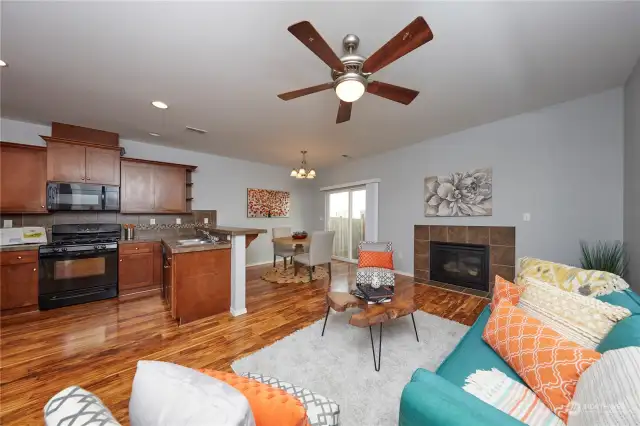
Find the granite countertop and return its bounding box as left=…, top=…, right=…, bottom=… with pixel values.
left=0, top=243, right=44, bottom=252
left=206, top=226, right=267, bottom=236
left=162, top=238, right=231, bottom=254
left=118, top=236, right=162, bottom=244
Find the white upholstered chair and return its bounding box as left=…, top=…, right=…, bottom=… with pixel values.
left=356, top=241, right=395, bottom=288
left=293, top=231, right=335, bottom=282
left=272, top=226, right=295, bottom=269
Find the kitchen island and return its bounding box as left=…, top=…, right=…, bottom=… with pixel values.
left=161, top=226, right=266, bottom=324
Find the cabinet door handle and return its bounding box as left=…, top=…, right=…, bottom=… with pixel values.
left=41, top=205, right=45, bottom=208
left=86, top=176, right=91, bottom=180
left=164, top=265, right=170, bottom=269
left=17, top=256, right=22, bottom=259
left=135, top=247, right=139, bottom=250
left=119, top=259, right=123, bottom=262
left=33, top=268, right=36, bottom=271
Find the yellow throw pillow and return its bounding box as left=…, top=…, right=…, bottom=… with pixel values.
left=516, top=257, right=629, bottom=297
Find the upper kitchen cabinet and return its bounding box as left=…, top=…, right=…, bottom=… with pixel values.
left=121, top=158, right=196, bottom=214
left=121, top=161, right=155, bottom=213
left=153, top=165, right=186, bottom=213
left=0, top=142, right=47, bottom=213
left=43, top=137, right=121, bottom=186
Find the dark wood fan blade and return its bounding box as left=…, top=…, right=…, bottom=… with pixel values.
left=288, top=21, right=345, bottom=72
left=278, top=82, right=334, bottom=101
left=362, top=17, right=433, bottom=74
left=336, top=101, right=352, bottom=124
left=366, top=81, right=419, bottom=105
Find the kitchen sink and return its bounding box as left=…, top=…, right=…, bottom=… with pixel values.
left=175, top=238, right=215, bottom=246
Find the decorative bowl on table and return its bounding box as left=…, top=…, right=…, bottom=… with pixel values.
left=292, top=231, right=308, bottom=240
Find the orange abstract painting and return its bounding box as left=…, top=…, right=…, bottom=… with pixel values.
left=247, top=188, right=291, bottom=218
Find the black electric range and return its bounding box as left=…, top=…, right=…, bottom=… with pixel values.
left=38, top=223, right=121, bottom=310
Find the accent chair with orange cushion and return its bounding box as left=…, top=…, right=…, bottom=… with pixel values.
left=356, top=241, right=395, bottom=288
left=482, top=299, right=601, bottom=422
left=200, top=369, right=309, bottom=426
left=490, top=275, right=525, bottom=311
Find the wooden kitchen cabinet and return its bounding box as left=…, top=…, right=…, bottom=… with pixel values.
left=85, top=146, right=120, bottom=185
left=153, top=242, right=163, bottom=287
left=118, top=252, right=154, bottom=291
left=0, top=250, right=39, bottom=314
left=43, top=137, right=121, bottom=185
left=162, top=250, right=175, bottom=317
left=153, top=166, right=186, bottom=213
left=120, top=158, right=195, bottom=214
left=0, top=142, right=47, bottom=213
left=120, top=161, right=155, bottom=212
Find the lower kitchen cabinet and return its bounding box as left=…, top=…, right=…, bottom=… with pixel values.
left=118, top=242, right=160, bottom=297
left=0, top=250, right=39, bottom=314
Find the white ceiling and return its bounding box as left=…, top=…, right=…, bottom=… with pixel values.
left=2, top=2, right=639, bottom=169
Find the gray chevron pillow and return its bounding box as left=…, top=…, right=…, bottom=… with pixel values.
left=44, top=386, right=121, bottom=426
left=241, top=373, right=340, bottom=426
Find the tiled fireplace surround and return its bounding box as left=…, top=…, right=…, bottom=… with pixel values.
left=414, top=225, right=516, bottom=297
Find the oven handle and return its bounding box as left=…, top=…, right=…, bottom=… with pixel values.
left=40, top=249, right=117, bottom=259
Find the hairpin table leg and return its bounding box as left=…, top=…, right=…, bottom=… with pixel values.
left=411, top=313, right=419, bottom=342
left=369, top=323, right=383, bottom=372
left=321, top=306, right=330, bottom=336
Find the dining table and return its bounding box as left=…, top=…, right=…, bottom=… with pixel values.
left=272, top=235, right=311, bottom=256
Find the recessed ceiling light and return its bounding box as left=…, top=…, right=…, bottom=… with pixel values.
left=0, top=60, right=7, bottom=67
left=151, top=101, right=168, bottom=109
left=149, top=132, right=160, bottom=137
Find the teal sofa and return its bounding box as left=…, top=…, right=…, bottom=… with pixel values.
left=399, top=289, right=640, bottom=426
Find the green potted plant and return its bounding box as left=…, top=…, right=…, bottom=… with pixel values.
left=579, top=240, right=629, bottom=277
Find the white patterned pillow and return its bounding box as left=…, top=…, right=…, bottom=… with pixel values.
left=568, top=347, right=640, bottom=425
left=44, top=386, right=121, bottom=426
left=518, top=277, right=631, bottom=349
left=463, top=369, right=563, bottom=426
left=240, top=373, right=339, bottom=426
left=356, top=267, right=395, bottom=287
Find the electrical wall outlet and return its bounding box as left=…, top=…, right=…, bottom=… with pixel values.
left=3, top=220, right=12, bottom=228
left=150, top=218, right=156, bottom=225
left=204, top=217, right=209, bottom=224
left=523, top=213, right=531, bottom=222
left=176, top=218, right=182, bottom=225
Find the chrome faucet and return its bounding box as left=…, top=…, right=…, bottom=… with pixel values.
left=198, top=229, right=219, bottom=243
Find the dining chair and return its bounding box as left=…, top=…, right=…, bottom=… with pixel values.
left=294, top=231, right=335, bottom=282
left=272, top=226, right=295, bottom=269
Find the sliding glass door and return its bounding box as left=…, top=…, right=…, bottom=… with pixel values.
left=327, top=187, right=366, bottom=262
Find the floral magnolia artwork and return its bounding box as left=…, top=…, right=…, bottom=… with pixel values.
left=247, top=188, right=291, bottom=218
left=424, top=168, right=493, bottom=217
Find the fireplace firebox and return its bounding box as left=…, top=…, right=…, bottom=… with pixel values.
left=430, top=241, right=490, bottom=291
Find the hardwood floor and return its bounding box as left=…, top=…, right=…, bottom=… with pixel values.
left=0, top=261, right=488, bottom=425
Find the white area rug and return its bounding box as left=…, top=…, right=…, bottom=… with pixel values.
left=232, top=309, right=469, bottom=426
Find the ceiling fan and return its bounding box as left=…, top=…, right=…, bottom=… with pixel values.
left=277, top=17, right=433, bottom=124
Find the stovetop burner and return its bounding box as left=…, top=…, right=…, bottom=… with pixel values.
left=47, top=223, right=121, bottom=247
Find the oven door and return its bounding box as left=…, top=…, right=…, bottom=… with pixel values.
left=39, top=248, right=118, bottom=298
left=47, top=183, right=104, bottom=211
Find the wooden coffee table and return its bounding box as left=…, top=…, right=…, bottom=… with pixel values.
left=321, top=289, right=420, bottom=371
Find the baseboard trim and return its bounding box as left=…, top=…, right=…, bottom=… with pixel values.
left=394, top=270, right=414, bottom=278
left=230, top=308, right=248, bottom=316
left=246, top=260, right=274, bottom=268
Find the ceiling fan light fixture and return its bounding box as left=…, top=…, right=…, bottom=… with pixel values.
left=335, top=74, right=366, bottom=103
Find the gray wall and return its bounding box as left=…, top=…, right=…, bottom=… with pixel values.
left=314, top=89, right=625, bottom=274
left=625, top=58, right=640, bottom=290
left=0, top=118, right=316, bottom=265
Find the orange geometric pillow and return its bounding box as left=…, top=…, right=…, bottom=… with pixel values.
left=199, top=369, right=309, bottom=426
left=358, top=251, right=394, bottom=269
left=482, top=300, right=601, bottom=422
left=490, top=275, right=525, bottom=311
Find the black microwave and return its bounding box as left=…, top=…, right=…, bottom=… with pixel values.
left=46, top=182, right=120, bottom=211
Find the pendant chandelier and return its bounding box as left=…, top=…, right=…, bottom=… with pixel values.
left=290, top=150, right=316, bottom=179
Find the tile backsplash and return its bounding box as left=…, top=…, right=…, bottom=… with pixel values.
left=0, top=210, right=217, bottom=234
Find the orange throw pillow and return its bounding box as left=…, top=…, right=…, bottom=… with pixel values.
left=490, top=275, right=525, bottom=311
left=482, top=300, right=601, bottom=422
left=358, top=251, right=394, bottom=269
left=199, top=369, right=309, bottom=426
